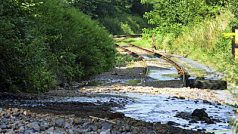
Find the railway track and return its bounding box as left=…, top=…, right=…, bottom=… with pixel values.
left=116, top=44, right=228, bottom=90
left=116, top=44, right=189, bottom=87
left=116, top=44, right=149, bottom=86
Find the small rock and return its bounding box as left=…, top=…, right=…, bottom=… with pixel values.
left=25, top=129, right=34, bottom=134
left=40, top=121, right=49, bottom=131
left=11, top=108, right=19, bottom=113
left=55, top=118, right=65, bottom=128
left=23, top=111, right=29, bottom=115
left=203, top=100, right=212, bottom=105
left=6, top=129, right=15, bottom=134
left=74, top=129, right=87, bottom=133
left=0, top=124, right=7, bottom=129
left=64, top=122, right=71, bottom=129
left=122, top=125, right=130, bottom=132
left=19, top=126, right=25, bottom=132
left=189, top=120, right=198, bottom=123
left=68, top=129, right=74, bottom=134
left=204, top=117, right=214, bottom=124
left=175, top=112, right=191, bottom=120
left=167, top=121, right=179, bottom=126
left=0, top=108, right=2, bottom=112
left=192, top=109, right=209, bottom=119
left=87, top=125, right=97, bottom=132
left=47, top=127, right=54, bottom=133
left=100, top=129, right=111, bottom=134
left=111, top=130, right=121, bottom=134
left=28, top=122, right=40, bottom=132
left=53, top=129, right=63, bottom=134
left=73, top=118, right=82, bottom=125
left=192, top=109, right=214, bottom=124
left=101, top=122, right=112, bottom=130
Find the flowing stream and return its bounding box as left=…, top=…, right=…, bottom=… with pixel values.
left=2, top=93, right=236, bottom=134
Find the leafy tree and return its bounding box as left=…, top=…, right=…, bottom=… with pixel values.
left=68, top=0, right=151, bottom=34
left=0, top=0, right=115, bottom=92
left=142, top=0, right=223, bottom=35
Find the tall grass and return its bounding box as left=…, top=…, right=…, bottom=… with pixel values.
left=168, top=10, right=238, bottom=130
left=170, top=11, right=238, bottom=84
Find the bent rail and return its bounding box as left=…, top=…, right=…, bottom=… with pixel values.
left=127, top=44, right=189, bottom=86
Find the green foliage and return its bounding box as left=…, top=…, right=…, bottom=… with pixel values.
left=69, top=0, right=151, bottom=34
left=0, top=0, right=56, bottom=92
left=0, top=0, right=115, bottom=92
left=169, top=11, right=238, bottom=84
left=99, top=13, right=148, bottom=34
left=142, top=0, right=224, bottom=36
left=115, top=53, right=135, bottom=67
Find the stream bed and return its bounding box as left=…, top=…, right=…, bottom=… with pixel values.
left=115, top=93, right=236, bottom=134
left=1, top=93, right=236, bottom=134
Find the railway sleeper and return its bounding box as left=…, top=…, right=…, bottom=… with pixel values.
left=188, top=79, right=227, bottom=90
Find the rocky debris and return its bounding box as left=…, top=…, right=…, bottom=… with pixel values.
left=55, top=118, right=65, bottom=128
left=176, top=109, right=221, bottom=124
left=188, top=79, right=227, bottom=90
left=191, top=109, right=214, bottom=124
left=0, top=107, right=209, bottom=134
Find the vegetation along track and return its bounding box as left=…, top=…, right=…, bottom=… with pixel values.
left=116, top=43, right=227, bottom=90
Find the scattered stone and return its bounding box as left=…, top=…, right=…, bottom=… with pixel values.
left=192, top=109, right=209, bottom=119
left=23, top=111, right=29, bottom=116
left=0, top=108, right=2, bottom=112
left=19, top=126, right=25, bottom=132
left=189, top=120, right=198, bottom=123
left=40, top=121, right=49, bottom=131
left=5, top=129, right=15, bottom=134
left=73, top=118, right=82, bottom=125
left=46, top=127, right=54, bottom=133
left=122, top=125, right=130, bottom=132
left=0, top=124, right=7, bottom=129
left=31, top=122, right=40, bottom=132
left=64, top=122, right=71, bottom=129
left=100, top=129, right=111, bottom=134
left=24, top=129, right=34, bottom=134
left=53, top=129, right=63, bottom=134
left=167, top=121, right=179, bottom=126
left=55, top=118, right=65, bottom=128
left=101, top=122, right=113, bottom=130
left=191, top=109, right=214, bottom=124
left=175, top=112, right=191, bottom=120
left=87, top=125, right=98, bottom=132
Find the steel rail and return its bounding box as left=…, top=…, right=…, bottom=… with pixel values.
left=128, top=44, right=189, bottom=86
left=116, top=44, right=148, bottom=85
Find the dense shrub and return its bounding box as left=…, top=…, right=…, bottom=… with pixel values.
left=0, top=0, right=115, bottom=92
left=142, top=0, right=224, bottom=37
left=99, top=13, right=148, bottom=35
left=69, top=0, right=150, bottom=34
left=0, top=0, right=55, bottom=92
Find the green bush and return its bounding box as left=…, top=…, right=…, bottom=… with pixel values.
left=69, top=0, right=150, bottom=35
left=0, top=0, right=115, bottom=92
left=0, top=0, right=56, bottom=92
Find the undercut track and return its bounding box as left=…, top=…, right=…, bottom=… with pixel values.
left=116, top=44, right=227, bottom=90
left=116, top=44, right=189, bottom=87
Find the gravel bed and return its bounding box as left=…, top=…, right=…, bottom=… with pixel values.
left=0, top=107, right=209, bottom=134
